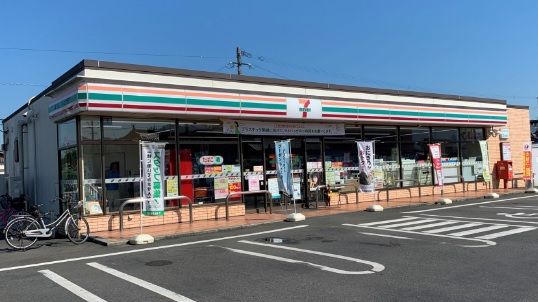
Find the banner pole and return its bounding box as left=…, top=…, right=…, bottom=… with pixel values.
left=139, top=141, right=143, bottom=236
left=289, top=139, right=297, bottom=214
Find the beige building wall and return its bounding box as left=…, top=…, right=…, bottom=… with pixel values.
left=486, top=106, right=531, bottom=187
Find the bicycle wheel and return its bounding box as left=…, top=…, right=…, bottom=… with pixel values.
left=4, top=217, right=40, bottom=250
left=65, top=216, right=89, bottom=244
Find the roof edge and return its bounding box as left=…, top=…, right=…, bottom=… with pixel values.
left=83, top=59, right=507, bottom=105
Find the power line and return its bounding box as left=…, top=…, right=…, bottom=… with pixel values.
left=0, top=82, right=45, bottom=87
left=0, top=47, right=227, bottom=60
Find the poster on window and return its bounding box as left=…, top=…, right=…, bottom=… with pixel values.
left=248, top=175, right=261, bottom=191
left=214, top=177, right=230, bottom=199
left=141, top=142, right=166, bottom=216
left=275, top=140, right=293, bottom=196
left=479, top=140, right=491, bottom=182
left=357, top=141, right=375, bottom=192
left=428, top=143, right=444, bottom=187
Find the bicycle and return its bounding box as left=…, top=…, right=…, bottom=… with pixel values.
left=3, top=200, right=90, bottom=250
left=0, top=194, right=29, bottom=231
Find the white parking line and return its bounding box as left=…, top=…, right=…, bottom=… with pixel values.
left=343, top=223, right=496, bottom=247
left=0, top=225, right=309, bottom=273
left=359, top=217, right=418, bottom=226
left=218, top=246, right=379, bottom=275
left=480, top=206, right=538, bottom=210
left=380, top=219, right=437, bottom=229
left=423, top=223, right=482, bottom=234
left=39, top=270, right=107, bottom=302
left=401, top=221, right=460, bottom=231
left=238, top=240, right=385, bottom=273
left=418, top=214, right=538, bottom=225
left=359, top=232, right=415, bottom=240
left=447, top=225, right=508, bottom=237
left=475, top=227, right=537, bottom=240
left=402, top=195, right=537, bottom=213
left=87, top=262, right=196, bottom=302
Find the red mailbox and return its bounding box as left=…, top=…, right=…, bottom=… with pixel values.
left=496, top=160, right=513, bottom=188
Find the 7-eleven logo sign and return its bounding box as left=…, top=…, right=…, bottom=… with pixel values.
left=299, top=99, right=311, bottom=118
left=287, top=98, right=321, bottom=119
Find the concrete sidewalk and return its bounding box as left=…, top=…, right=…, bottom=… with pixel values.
left=90, top=188, right=526, bottom=246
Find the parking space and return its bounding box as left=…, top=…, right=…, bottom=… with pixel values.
left=2, top=194, right=538, bottom=301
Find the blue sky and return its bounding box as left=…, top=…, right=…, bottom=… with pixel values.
left=1, top=1, right=537, bottom=119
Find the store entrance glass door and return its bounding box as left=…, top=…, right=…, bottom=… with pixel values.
left=305, top=138, right=324, bottom=206
left=241, top=137, right=265, bottom=212
left=263, top=138, right=305, bottom=205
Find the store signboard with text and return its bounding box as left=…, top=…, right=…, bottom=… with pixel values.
left=223, top=119, right=345, bottom=136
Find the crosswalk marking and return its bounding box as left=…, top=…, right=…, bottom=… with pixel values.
left=359, top=217, right=418, bottom=226
left=475, top=227, right=537, bottom=240
left=423, top=223, right=482, bottom=234
left=401, top=221, right=459, bottom=231
left=39, top=270, right=107, bottom=302
left=448, top=225, right=509, bottom=237
left=380, top=219, right=437, bottom=229
left=349, top=215, right=538, bottom=246
left=87, top=262, right=196, bottom=302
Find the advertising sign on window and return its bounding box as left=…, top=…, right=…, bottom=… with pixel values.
left=214, top=177, right=229, bottom=199
left=141, top=142, right=166, bottom=216
left=501, top=142, right=512, bottom=161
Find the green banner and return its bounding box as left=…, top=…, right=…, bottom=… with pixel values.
left=479, top=141, right=491, bottom=182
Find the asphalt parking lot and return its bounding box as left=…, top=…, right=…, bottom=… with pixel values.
left=1, top=193, right=538, bottom=302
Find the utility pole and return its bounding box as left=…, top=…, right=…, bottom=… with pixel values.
left=236, top=47, right=242, bottom=75
left=230, top=47, right=252, bottom=75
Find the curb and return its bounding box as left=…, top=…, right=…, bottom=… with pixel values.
left=89, top=190, right=528, bottom=246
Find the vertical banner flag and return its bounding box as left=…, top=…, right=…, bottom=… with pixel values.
left=275, top=140, right=293, bottom=196
left=141, top=142, right=166, bottom=216
left=428, top=143, right=444, bottom=187
left=478, top=140, right=491, bottom=182
left=357, top=141, right=375, bottom=192
left=523, top=142, right=532, bottom=181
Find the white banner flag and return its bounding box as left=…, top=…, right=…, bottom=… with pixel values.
left=141, top=142, right=166, bottom=216
left=357, top=141, right=375, bottom=192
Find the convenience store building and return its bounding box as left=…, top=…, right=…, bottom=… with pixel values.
left=2, top=60, right=530, bottom=231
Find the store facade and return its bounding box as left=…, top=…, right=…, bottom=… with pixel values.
left=3, top=60, right=529, bottom=232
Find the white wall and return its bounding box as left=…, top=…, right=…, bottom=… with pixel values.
left=3, top=95, right=61, bottom=215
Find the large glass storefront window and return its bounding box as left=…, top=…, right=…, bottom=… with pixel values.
left=363, top=126, right=399, bottom=188
left=179, top=137, right=239, bottom=204
left=59, top=148, right=78, bottom=204
left=432, top=127, right=460, bottom=184
left=460, top=128, right=485, bottom=181
left=80, top=117, right=103, bottom=215
left=400, top=127, right=432, bottom=186
left=58, top=118, right=78, bottom=208
left=102, top=118, right=176, bottom=212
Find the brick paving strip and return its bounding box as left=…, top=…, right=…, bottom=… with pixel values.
left=90, top=188, right=525, bottom=246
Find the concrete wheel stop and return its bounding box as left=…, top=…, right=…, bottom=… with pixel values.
left=366, top=204, right=384, bottom=212
left=484, top=192, right=500, bottom=199
left=525, top=188, right=538, bottom=194
left=129, top=234, right=155, bottom=245
left=286, top=212, right=306, bottom=222
left=436, top=198, right=452, bottom=205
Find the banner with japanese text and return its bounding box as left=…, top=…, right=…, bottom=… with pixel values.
left=141, top=142, right=166, bottom=216
left=275, top=140, right=293, bottom=196
left=523, top=142, right=532, bottom=181
left=428, top=143, right=444, bottom=187
left=479, top=140, right=491, bottom=182
left=357, top=141, right=375, bottom=192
